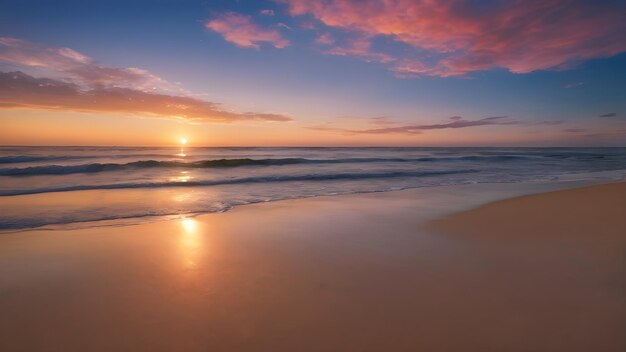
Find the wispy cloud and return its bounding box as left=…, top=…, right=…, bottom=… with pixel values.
left=0, top=37, right=293, bottom=123
left=359, top=116, right=517, bottom=134
left=260, top=9, right=275, bottom=16
left=315, top=33, right=335, bottom=46
left=325, top=37, right=395, bottom=63
left=276, top=23, right=292, bottom=30
left=564, top=82, right=583, bottom=89
left=205, top=12, right=289, bottom=49
left=280, top=0, right=626, bottom=77
left=599, top=112, right=617, bottom=118
left=308, top=116, right=528, bottom=135
left=579, top=129, right=626, bottom=139
left=0, top=37, right=170, bottom=91
left=335, top=115, right=398, bottom=126
left=0, top=71, right=291, bottom=122
left=368, top=116, right=397, bottom=126
left=529, top=120, right=563, bottom=126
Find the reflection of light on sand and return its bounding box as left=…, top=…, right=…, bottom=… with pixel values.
left=179, top=218, right=202, bottom=270
left=175, top=153, right=187, bottom=157
left=181, top=218, right=197, bottom=232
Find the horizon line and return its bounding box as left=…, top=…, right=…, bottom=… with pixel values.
left=1, top=145, right=625, bottom=148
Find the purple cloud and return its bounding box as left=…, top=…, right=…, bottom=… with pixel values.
left=205, top=12, right=289, bottom=49
left=307, top=116, right=534, bottom=135
left=0, top=71, right=292, bottom=122
left=0, top=37, right=170, bottom=91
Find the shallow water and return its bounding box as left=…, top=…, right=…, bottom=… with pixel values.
left=1, top=147, right=625, bottom=230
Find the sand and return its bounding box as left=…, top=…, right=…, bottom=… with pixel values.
left=0, top=182, right=625, bottom=351
left=428, top=181, right=626, bottom=242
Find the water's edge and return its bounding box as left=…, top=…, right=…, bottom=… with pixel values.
left=2, top=176, right=613, bottom=234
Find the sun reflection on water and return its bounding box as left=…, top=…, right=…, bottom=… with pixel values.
left=171, top=171, right=192, bottom=183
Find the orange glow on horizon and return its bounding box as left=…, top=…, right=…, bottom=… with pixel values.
left=0, top=110, right=621, bottom=147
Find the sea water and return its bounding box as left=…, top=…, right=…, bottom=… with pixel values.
left=1, top=147, right=625, bottom=230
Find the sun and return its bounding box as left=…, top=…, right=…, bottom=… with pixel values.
left=180, top=137, right=188, bottom=145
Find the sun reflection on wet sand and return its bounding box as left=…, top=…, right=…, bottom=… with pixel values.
left=179, top=218, right=202, bottom=270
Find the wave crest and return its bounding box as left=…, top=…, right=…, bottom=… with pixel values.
left=0, top=169, right=478, bottom=196
left=0, top=156, right=526, bottom=176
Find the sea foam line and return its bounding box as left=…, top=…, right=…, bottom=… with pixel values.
left=0, top=169, right=478, bottom=196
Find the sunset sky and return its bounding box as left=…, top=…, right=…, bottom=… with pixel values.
left=1, top=0, right=625, bottom=146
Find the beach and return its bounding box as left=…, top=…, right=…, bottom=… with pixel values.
left=1, top=181, right=624, bottom=352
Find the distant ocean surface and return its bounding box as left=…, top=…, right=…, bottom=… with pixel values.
left=1, top=146, right=625, bottom=230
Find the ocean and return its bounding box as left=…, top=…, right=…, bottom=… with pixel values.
left=1, top=146, right=625, bottom=230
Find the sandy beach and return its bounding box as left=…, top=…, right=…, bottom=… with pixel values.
left=1, top=182, right=625, bottom=352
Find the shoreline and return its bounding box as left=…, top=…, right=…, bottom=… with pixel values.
left=426, top=180, right=626, bottom=241
left=1, top=175, right=618, bottom=233
left=1, top=180, right=625, bottom=351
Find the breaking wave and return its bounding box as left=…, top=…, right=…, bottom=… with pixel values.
left=0, top=156, right=526, bottom=176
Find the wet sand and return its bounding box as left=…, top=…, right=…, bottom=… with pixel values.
left=1, top=182, right=625, bottom=351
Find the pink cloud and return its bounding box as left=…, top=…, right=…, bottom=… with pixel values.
left=326, top=37, right=395, bottom=63
left=0, top=37, right=293, bottom=123
left=307, top=116, right=562, bottom=135
left=315, top=33, right=335, bottom=46
left=360, top=116, right=518, bottom=134
left=299, top=21, right=317, bottom=30
left=0, top=71, right=292, bottom=122
left=279, top=0, right=626, bottom=76
left=0, top=37, right=168, bottom=89
left=205, top=12, right=289, bottom=49
left=276, top=23, right=292, bottom=30
left=260, top=9, right=275, bottom=16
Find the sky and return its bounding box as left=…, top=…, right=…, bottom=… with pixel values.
left=0, top=0, right=625, bottom=147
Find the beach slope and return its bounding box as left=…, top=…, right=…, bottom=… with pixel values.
left=1, top=183, right=625, bottom=352
left=428, top=181, right=626, bottom=242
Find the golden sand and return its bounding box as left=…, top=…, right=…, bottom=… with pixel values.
left=1, top=183, right=624, bottom=351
